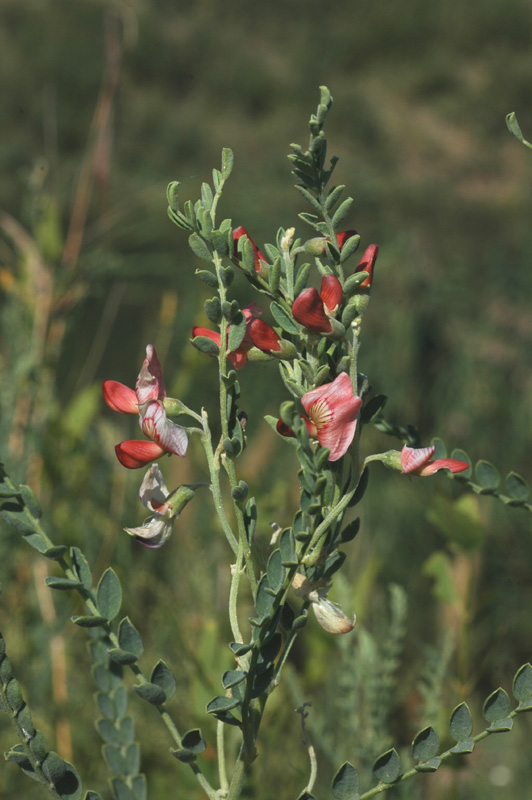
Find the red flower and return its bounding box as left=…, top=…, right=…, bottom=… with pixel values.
left=355, top=244, right=378, bottom=289
left=248, top=318, right=283, bottom=353
left=192, top=304, right=261, bottom=370
left=233, top=226, right=267, bottom=273
left=277, top=373, right=362, bottom=462
left=102, top=345, right=188, bottom=469
left=292, top=274, right=343, bottom=333
left=335, top=230, right=358, bottom=251
left=400, top=445, right=469, bottom=476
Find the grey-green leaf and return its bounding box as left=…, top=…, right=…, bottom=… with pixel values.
left=188, top=233, right=212, bottom=261
left=118, top=617, right=144, bottom=658
left=372, top=748, right=400, bottom=784
left=449, top=702, right=473, bottom=741
left=475, top=460, right=500, bottom=491
left=270, top=301, right=300, bottom=335
left=97, top=568, right=122, bottom=621
left=332, top=761, right=359, bottom=799
left=150, top=660, right=176, bottom=701
left=513, top=662, right=532, bottom=706
left=412, top=726, right=439, bottom=762
left=483, top=688, right=510, bottom=723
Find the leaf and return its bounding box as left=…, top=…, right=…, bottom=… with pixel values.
left=195, top=268, right=218, bottom=288
left=221, top=147, right=234, bottom=179
left=513, top=662, right=532, bottom=708
left=339, top=233, right=361, bottom=264
left=450, top=448, right=472, bottom=479
left=506, top=112, right=532, bottom=149
left=372, top=748, right=400, bottom=783
left=103, top=744, right=126, bottom=776
left=71, top=615, right=107, bottom=628
left=19, top=485, right=42, bottom=518
left=227, top=312, right=247, bottom=353
left=505, top=472, right=529, bottom=503
left=331, top=197, right=354, bottom=230
left=483, top=688, right=510, bottom=723
left=266, top=549, right=284, bottom=593
left=111, top=778, right=135, bottom=800
left=253, top=575, right=275, bottom=621
left=280, top=528, right=298, bottom=566
left=45, top=577, right=83, bottom=591
left=70, top=548, right=93, bottom=590
left=108, top=648, right=140, bottom=666
left=206, top=695, right=240, bottom=714
left=360, top=394, right=387, bottom=424
left=133, top=682, right=166, bottom=706
left=332, top=761, right=359, bottom=799
left=449, top=702, right=473, bottom=741
left=96, top=568, right=122, bottom=621
left=150, top=660, right=176, bottom=701
left=270, top=301, right=300, bottom=335
left=474, top=460, right=500, bottom=492
left=222, top=670, right=246, bottom=689
left=294, top=262, right=311, bottom=295
left=188, top=233, right=212, bottom=261
left=412, top=726, right=439, bottom=762
left=191, top=335, right=220, bottom=357
left=118, top=618, right=144, bottom=658
left=42, top=751, right=67, bottom=785
left=181, top=729, right=206, bottom=754
left=228, top=642, right=252, bottom=656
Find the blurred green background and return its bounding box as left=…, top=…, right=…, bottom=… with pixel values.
left=1, top=0, right=532, bottom=797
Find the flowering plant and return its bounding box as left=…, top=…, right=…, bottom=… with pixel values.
left=1, top=88, right=531, bottom=800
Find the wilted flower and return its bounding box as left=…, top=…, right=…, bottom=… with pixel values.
left=277, top=372, right=362, bottom=462
left=125, top=464, right=196, bottom=548
left=401, top=444, right=469, bottom=476
left=102, top=345, right=188, bottom=469
left=192, top=304, right=262, bottom=370
left=292, top=573, right=355, bottom=634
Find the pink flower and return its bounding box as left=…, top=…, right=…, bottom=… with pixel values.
left=192, top=304, right=261, bottom=370
left=102, top=345, right=188, bottom=469
left=277, top=373, right=362, bottom=462
left=400, top=445, right=469, bottom=476
left=292, top=274, right=343, bottom=334
left=355, top=244, right=378, bottom=289
left=232, top=226, right=267, bottom=274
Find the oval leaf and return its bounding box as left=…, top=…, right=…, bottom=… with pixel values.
left=475, top=460, right=500, bottom=491
left=118, top=617, right=144, bottom=658
left=97, top=568, right=122, bottom=621
left=188, top=233, right=212, bottom=261
left=513, top=662, right=532, bottom=706
left=412, top=726, right=439, bottom=762
left=449, top=702, right=473, bottom=741
left=270, top=301, right=300, bottom=335
left=505, top=472, right=529, bottom=502
left=332, top=761, right=359, bottom=800
left=150, top=660, right=176, bottom=701
left=372, top=749, right=400, bottom=784
left=483, top=688, right=510, bottom=723
left=133, top=682, right=166, bottom=706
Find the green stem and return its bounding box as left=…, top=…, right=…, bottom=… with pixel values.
left=216, top=720, right=229, bottom=796
left=201, top=414, right=239, bottom=557
left=226, top=750, right=247, bottom=800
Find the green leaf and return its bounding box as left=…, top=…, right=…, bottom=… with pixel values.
left=227, top=312, right=247, bottom=353
left=0, top=509, right=37, bottom=536
left=332, top=761, right=359, bottom=799
left=118, top=618, right=144, bottom=658
left=360, top=394, right=387, bottom=424
left=412, top=726, right=439, bottom=762
left=221, top=147, right=234, bottom=179
left=111, top=778, right=135, bottom=800
left=270, top=301, right=300, bottom=335
left=16, top=705, right=35, bottom=738
left=449, top=702, right=473, bottom=741
left=222, top=670, right=246, bottom=689
left=324, top=184, right=345, bottom=212
left=71, top=615, right=107, bottom=628
left=280, top=528, right=298, bottom=566
left=19, top=485, right=42, bottom=518
left=70, top=547, right=92, bottom=590
left=348, top=468, right=369, bottom=507
left=254, top=575, right=275, bottom=621
left=181, top=729, right=206, bottom=754
left=96, top=568, right=122, bottom=621
left=6, top=679, right=24, bottom=712
left=96, top=692, right=115, bottom=719
left=506, top=112, right=532, bottom=149
left=133, top=682, right=166, bottom=706
left=372, top=748, right=400, bottom=783
left=505, top=472, right=529, bottom=503
left=294, top=262, right=311, bottom=295
left=45, top=577, right=83, bottom=591
left=104, top=744, right=126, bottom=776
left=124, top=743, right=140, bottom=777
left=450, top=449, right=472, bottom=479
left=228, top=642, right=252, bottom=656
left=206, top=695, right=240, bottom=714
left=266, top=549, right=284, bottom=593
left=195, top=269, right=218, bottom=288
left=331, top=197, right=354, bottom=230
left=43, top=545, right=69, bottom=561
left=188, top=233, right=212, bottom=261
left=339, top=234, right=361, bottom=264
left=108, top=648, right=140, bottom=666
left=513, top=662, right=532, bottom=707
left=483, top=687, right=510, bottom=723
left=150, top=660, right=176, bottom=701
left=191, top=335, right=220, bottom=357
left=295, top=184, right=322, bottom=213
left=42, top=751, right=67, bottom=785
left=204, top=296, right=222, bottom=325
left=474, top=460, right=500, bottom=492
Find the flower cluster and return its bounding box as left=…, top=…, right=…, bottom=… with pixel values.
left=102, top=345, right=188, bottom=468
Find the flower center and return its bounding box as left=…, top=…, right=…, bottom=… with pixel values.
left=309, top=399, right=331, bottom=431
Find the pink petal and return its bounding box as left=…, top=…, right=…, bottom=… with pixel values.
left=417, top=458, right=470, bottom=476
left=102, top=380, right=138, bottom=414
left=302, top=373, right=362, bottom=461
left=320, top=274, right=343, bottom=313
left=400, top=445, right=436, bottom=473
left=136, top=345, right=166, bottom=405
left=292, top=288, right=333, bottom=333
left=115, top=440, right=166, bottom=469
left=140, top=400, right=188, bottom=457
left=138, top=463, right=170, bottom=511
